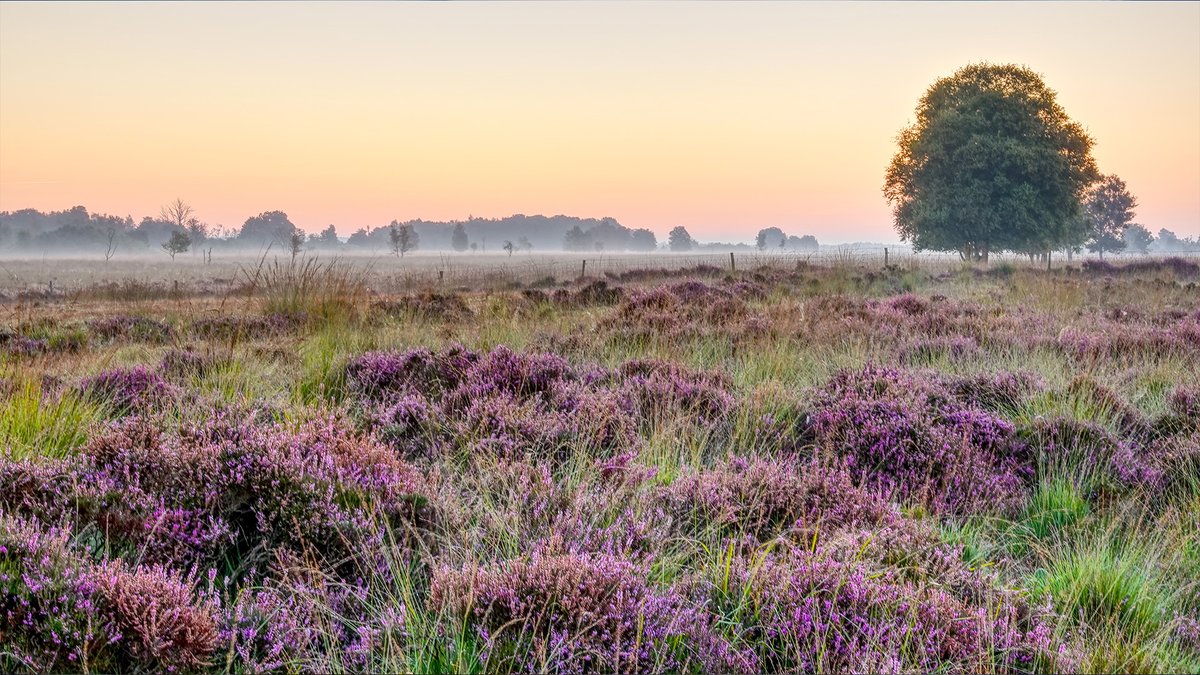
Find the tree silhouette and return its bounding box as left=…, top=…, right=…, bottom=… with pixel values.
left=884, top=63, right=1099, bottom=262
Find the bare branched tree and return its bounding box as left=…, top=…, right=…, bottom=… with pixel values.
left=104, top=229, right=118, bottom=262
left=161, top=198, right=196, bottom=230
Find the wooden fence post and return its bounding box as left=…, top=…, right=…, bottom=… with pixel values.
left=730, top=251, right=736, bottom=272
left=884, top=248, right=889, bottom=266
left=581, top=260, right=587, bottom=279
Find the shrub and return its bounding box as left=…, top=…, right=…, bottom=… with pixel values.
left=78, top=365, right=178, bottom=416
left=1, top=413, right=430, bottom=575
left=703, top=547, right=1068, bottom=673
left=666, top=456, right=896, bottom=542
left=806, top=364, right=1029, bottom=515
left=1018, top=418, right=1165, bottom=499
left=431, top=553, right=752, bottom=673
left=0, top=516, right=118, bottom=672
left=94, top=561, right=219, bottom=671
left=88, top=315, right=174, bottom=343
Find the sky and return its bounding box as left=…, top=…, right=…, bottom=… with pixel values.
left=1, top=2, right=1197, bottom=244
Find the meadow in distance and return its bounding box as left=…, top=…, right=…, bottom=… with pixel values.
left=0, top=53, right=1198, bottom=675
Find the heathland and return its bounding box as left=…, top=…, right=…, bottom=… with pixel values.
left=1, top=254, right=1198, bottom=673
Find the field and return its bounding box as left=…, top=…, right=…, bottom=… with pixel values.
left=1, top=254, right=1198, bottom=673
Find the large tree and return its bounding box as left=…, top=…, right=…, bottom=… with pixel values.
left=1083, top=175, right=1138, bottom=258
left=884, top=63, right=1099, bottom=263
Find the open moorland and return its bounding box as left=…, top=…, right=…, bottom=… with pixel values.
left=1, top=255, right=1198, bottom=673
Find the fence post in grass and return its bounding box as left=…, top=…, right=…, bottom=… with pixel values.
left=1047, top=252, right=1052, bottom=271
left=884, top=248, right=889, bottom=267
left=730, top=251, right=736, bottom=272
left=581, top=260, right=586, bottom=279
left=438, top=270, right=444, bottom=285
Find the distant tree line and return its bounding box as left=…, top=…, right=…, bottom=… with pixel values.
left=0, top=208, right=670, bottom=257
left=349, top=215, right=658, bottom=253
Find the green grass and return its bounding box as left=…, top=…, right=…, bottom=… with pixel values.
left=0, top=380, right=103, bottom=459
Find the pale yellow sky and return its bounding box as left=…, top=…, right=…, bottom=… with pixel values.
left=1, top=1, right=1197, bottom=242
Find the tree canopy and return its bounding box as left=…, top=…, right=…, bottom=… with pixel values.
left=1083, top=174, right=1138, bottom=258
left=884, top=63, right=1100, bottom=262
left=668, top=226, right=695, bottom=252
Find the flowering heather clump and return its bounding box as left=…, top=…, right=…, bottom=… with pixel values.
left=886, top=292, right=930, bottom=316
left=726, top=279, right=768, bottom=300
left=797, top=292, right=1021, bottom=353
left=345, top=344, right=476, bottom=402
left=2, top=413, right=430, bottom=573
left=609, top=263, right=725, bottom=283
left=599, top=281, right=764, bottom=343
left=559, top=279, right=625, bottom=306
left=79, top=365, right=178, bottom=415
left=702, top=547, right=1070, bottom=673
left=88, top=315, right=175, bottom=343
left=617, top=359, right=735, bottom=423
left=189, top=313, right=305, bottom=341
left=666, top=456, right=897, bottom=542
left=3, top=335, right=50, bottom=356
left=1167, top=387, right=1200, bottom=428
left=431, top=553, right=753, bottom=673
left=368, top=394, right=438, bottom=459
left=93, top=561, right=219, bottom=671
left=1058, top=319, right=1200, bottom=361
left=1018, top=417, right=1166, bottom=497
left=0, top=516, right=119, bottom=672
left=806, top=364, right=1029, bottom=515
left=1082, top=257, right=1200, bottom=277
left=347, top=345, right=735, bottom=463
left=219, top=558, right=411, bottom=673
left=374, top=292, right=473, bottom=322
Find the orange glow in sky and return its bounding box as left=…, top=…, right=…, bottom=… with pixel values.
left=1, top=2, right=1197, bottom=242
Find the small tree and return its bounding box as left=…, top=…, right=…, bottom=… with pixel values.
left=668, top=226, right=694, bottom=252
left=289, top=231, right=305, bottom=260
left=503, top=240, right=514, bottom=256
left=451, top=222, right=469, bottom=252
left=389, top=222, right=417, bottom=257
left=1123, top=224, right=1153, bottom=254
left=518, top=236, right=533, bottom=253
left=103, top=229, right=118, bottom=262
left=162, top=230, right=191, bottom=260
left=1084, top=174, right=1137, bottom=258
left=389, top=225, right=402, bottom=257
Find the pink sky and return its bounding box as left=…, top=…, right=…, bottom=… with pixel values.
left=1, top=2, right=1197, bottom=243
